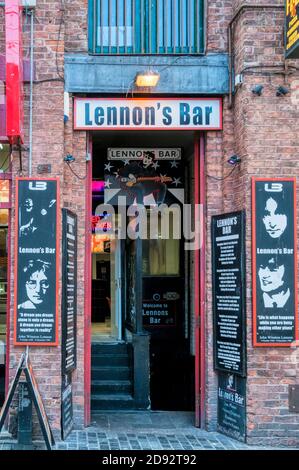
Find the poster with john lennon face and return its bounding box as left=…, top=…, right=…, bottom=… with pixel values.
left=253, top=179, right=297, bottom=345
left=14, top=179, right=59, bottom=345
left=104, top=148, right=183, bottom=206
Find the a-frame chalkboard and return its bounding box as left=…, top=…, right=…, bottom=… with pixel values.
left=0, top=352, right=55, bottom=450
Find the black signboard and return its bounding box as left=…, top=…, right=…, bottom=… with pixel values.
left=212, top=211, right=246, bottom=377
left=0, top=353, right=55, bottom=451
left=61, top=372, right=73, bottom=441
left=252, top=178, right=298, bottom=346
left=14, top=178, right=59, bottom=346
left=62, top=209, right=77, bottom=373
left=218, top=372, right=246, bottom=443
left=285, top=1, right=299, bottom=59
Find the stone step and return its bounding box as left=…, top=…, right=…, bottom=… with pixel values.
left=91, top=366, right=131, bottom=381
left=91, top=393, right=135, bottom=411
left=91, top=342, right=129, bottom=355
left=91, top=354, right=130, bottom=367
left=91, top=380, right=132, bottom=394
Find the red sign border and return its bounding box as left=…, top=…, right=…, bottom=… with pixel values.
left=252, top=177, right=298, bottom=347
left=14, top=177, right=60, bottom=347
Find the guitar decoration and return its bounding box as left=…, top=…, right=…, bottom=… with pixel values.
left=104, top=149, right=183, bottom=205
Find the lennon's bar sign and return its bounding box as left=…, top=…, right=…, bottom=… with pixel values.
left=212, top=211, right=246, bottom=377
left=252, top=178, right=298, bottom=346
left=285, top=0, right=299, bottom=59
left=14, top=178, right=59, bottom=346
left=74, top=98, right=222, bottom=131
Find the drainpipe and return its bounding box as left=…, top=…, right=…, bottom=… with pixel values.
left=28, top=8, right=34, bottom=176
left=228, top=3, right=285, bottom=109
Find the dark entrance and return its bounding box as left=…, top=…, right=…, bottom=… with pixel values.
left=91, top=131, right=195, bottom=412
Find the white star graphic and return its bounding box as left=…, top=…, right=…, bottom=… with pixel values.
left=152, top=161, right=160, bottom=170
left=170, top=160, right=179, bottom=168
left=104, top=162, right=113, bottom=172
left=123, top=160, right=130, bottom=166
left=105, top=179, right=112, bottom=189
left=171, top=177, right=181, bottom=187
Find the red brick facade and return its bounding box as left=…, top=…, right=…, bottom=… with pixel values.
left=1, top=0, right=299, bottom=446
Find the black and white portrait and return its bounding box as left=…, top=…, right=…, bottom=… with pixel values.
left=262, top=197, right=287, bottom=239
left=18, top=259, right=51, bottom=310
left=258, top=257, right=290, bottom=308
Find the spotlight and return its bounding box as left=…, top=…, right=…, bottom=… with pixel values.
left=227, top=155, right=241, bottom=166
left=64, top=154, right=75, bottom=163
left=251, top=85, right=264, bottom=96
left=135, top=71, right=160, bottom=88
left=276, top=85, right=289, bottom=97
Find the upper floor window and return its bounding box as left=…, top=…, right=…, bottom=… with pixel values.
left=89, top=0, right=205, bottom=54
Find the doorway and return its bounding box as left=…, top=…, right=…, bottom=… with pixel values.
left=89, top=130, right=200, bottom=415
left=91, top=234, right=122, bottom=341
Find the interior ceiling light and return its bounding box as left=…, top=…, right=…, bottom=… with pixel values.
left=135, top=71, right=160, bottom=87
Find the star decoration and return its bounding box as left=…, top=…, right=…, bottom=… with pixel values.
left=171, top=177, right=181, bottom=187
left=104, top=162, right=113, bottom=172
left=123, top=160, right=130, bottom=166
left=105, top=179, right=112, bottom=189
left=170, top=160, right=179, bottom=168
left=152, top=161, right=160, bottom=170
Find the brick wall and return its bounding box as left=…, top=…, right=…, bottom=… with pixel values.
left=227, top=1, right=299, bottom=446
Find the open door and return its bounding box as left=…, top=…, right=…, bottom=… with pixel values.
left=110, top=238, right=122, bottom=341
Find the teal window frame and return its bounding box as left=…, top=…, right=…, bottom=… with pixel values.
left=88, top=0, right=205, bottom=55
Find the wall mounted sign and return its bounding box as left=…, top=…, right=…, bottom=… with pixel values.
left=61, top=372, right=73, bottom=441
left=74, top=98, right=222, bottom=131
left=212, top=212, right=247, bottom=376
left=285, top=0, right=299, bottom=59
left=62, top=209, right=77, bottom=373
left=252, top=178, right=298, bottom=346
left=14, top=178, right=59, bottom=346
left=104, top=147, right=183, bottom=206
left=218, top=372, right=246, bottom=443
left=5, top=0, right=24, bottom=143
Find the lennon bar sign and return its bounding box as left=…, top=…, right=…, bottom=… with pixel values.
left=74, top=98, right=222, bottom=131
left=212, top=211, right=246, bottom=377
left=252, top=178, right=298, bottom=346
left=14, top=178, right=59, bottom=346
left=62, top=209, right=77, bottom=373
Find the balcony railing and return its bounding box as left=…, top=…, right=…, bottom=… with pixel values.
left=89, top=0, right=205, bottom=54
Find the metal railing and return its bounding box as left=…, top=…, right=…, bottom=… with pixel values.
left=89, top=0, right=205, bottom=54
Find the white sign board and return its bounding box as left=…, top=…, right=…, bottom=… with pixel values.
left=107, top=148, right=181, bottom=160
left=74, top=98, right=222, bottom=131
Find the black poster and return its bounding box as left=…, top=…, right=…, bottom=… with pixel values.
left=14, top=178, right=59, bottom=346
left=61, top=372, right=73, bottom=441
left=218, top=372, right=246, bottom=443
left=252, top=178, right=298, bottom=346
left=62, top=210, right=77, bottom=373
left=212, top=211, right=246, bottom=377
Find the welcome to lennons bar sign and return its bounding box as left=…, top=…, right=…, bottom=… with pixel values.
left=285, top=0, right=299, bottom=58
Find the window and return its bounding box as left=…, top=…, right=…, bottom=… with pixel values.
left=89, top=0, right=205, bottom=54
left=142, top=210, right=180, bottom=276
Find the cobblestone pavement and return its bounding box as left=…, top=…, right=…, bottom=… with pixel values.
left=0, top=412, right=293, bottom=450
